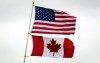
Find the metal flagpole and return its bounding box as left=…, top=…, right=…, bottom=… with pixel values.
left=23, top=2, right=34, bottom=63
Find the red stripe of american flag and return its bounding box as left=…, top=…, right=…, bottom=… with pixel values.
left=31, top=31, right=74, bottom=35
left=33, top=27, right=75, bottom=31
left=31, top=10, right=76, bottom=35
left=34, top=22, right=75, bottom=27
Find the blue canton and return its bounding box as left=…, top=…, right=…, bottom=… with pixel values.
left=35, top=6, right=55, bottom=22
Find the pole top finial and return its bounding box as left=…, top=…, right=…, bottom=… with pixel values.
left=32, top=2, right=34, bottom=6
left=32, top=0, right=34, bottom=5
left=32, top=2, right=34, bottom=4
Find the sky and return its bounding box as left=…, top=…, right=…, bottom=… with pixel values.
left=0, top=0, right=100, bottom=63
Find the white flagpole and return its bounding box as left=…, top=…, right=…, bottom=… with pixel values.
left=23, top=1, right=34, bottom=63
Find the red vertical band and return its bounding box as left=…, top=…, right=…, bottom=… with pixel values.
left=63, top=38, right=75, bottom=58
left=31, top=35, right=44, bottom=56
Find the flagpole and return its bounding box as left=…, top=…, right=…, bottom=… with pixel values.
left=23, top=2, right=34, bottom=63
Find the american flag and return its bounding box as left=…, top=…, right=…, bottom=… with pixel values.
left=31, top=6, right=76, bottom=35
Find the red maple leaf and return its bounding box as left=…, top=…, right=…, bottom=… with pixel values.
left=47, top=39, right=61, bottom=56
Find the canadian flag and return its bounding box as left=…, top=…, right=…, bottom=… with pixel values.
left=27, top=35, right=75, bottom=58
